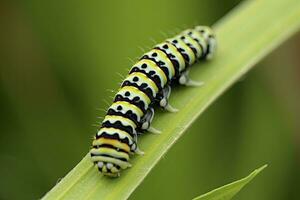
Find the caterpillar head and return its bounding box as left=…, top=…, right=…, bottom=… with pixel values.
left=90, top=145, right=133, bottom=177
left=96, top=161, right=121, bottom=177
left=91, top=131, right=134, bottom=177
left=195, top=26, right=217, bottom=59
left=91, top=150, right=132, bottom=177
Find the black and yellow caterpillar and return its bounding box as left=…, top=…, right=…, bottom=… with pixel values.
left=90, top=26, right=216, bottom=177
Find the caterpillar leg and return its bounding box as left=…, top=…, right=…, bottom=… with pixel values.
left=179, top=70, right=204, bottom=87
left=132, top=144, right=145, bottom=155
left=159, top=85, right=179, bottom=112
left=147, top=126, right=161, bottom=134
left=131, top=135, right=145, bottom=155
left=140, top=107, right=162, bottom=134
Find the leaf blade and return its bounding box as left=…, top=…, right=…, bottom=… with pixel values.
left=192, top=165, right=267, bottom=200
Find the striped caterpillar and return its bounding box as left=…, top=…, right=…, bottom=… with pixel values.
left=90, top=26, right=216, bottom=177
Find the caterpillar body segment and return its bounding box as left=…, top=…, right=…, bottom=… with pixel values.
left=130, top=59, right=168, bottom=89
left=90, top=25, right=216, bottom=177
left=155, top=42, right=186, bottom=73
left=141, top=49, right=176, bottom=80
left=194, top=26, right=217, bottom=59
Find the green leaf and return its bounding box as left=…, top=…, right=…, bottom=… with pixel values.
left=192, top=165, right=267, bottom=200
left=42, top=0, right=300, bottom=199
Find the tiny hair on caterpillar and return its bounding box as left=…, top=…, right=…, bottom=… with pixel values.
left=90, top=25, right=216, bottom=177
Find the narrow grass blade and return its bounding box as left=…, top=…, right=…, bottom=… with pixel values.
left=192, top=165, right=267, bottom=200
left=42, top=0, right=300, bottom=199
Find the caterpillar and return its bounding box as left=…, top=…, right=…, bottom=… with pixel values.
left=90, top=26, right=216, bottom=177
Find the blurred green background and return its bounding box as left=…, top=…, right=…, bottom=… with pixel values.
left=0, top=0, right=299, bottom=199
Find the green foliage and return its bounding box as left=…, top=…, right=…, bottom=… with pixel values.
left=40, top=0, right=300, bottom=199
left=193, top=165, right=267, bottom=200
